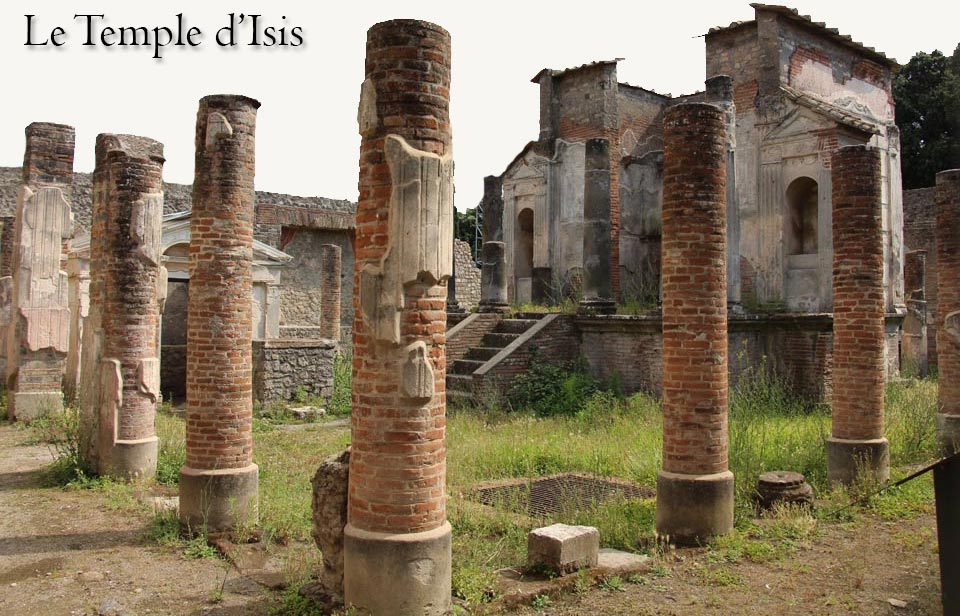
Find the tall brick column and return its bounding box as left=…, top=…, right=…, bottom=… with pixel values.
left=319, top=243, right=342, bottom=342
left=655, top=103, right=733, bottom=544
left=480, top=176, right=509, bottom=312
left=180, top=95, right=260, bottom=532
left=936, top=169, right=960, bottom=452
left=346, top=20, right=453, bottom=615
left=580, top=138, right=615, bottom=314
left=6, top=122, right=74, bottom=420
left=827, top=145, right=889, bottom=484
left=80, top=135, right=166, bottom=479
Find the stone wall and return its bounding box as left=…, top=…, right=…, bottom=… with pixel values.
left=252, top=339, right=337, bottom=403
left=276, top=228, right=354, bottom=331
left=903, top=186, right=938, bottom=366
left=453, top=239, right=480, bottom=309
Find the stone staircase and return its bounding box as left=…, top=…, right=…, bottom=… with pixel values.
left=446, top=313, right=543, bottom=405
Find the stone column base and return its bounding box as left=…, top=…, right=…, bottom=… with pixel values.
left=344, top=522, right=452, bottom=616
left=578, top=299, right=616, bottom=315
left=479, top=301, right=510, bottom=314
left=655, top=470, right=734, bottom=545
left=937, top=414, right=960, bottom=455
left=106, top=436, right=158, bottom=481
left=9, top=391, right=63, bottom=421
left=179, top=463, right=258, bottom=534
left=826, top=437, right=889, bottom=486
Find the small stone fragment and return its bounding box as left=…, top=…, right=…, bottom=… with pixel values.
left=528, top=523, right=600, bottom=575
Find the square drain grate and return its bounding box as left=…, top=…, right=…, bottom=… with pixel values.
left=470, top=473, right=652, bottom=518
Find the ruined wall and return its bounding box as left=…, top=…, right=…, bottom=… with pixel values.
left=616, top=86, right=668, bottom=157
left=706, top=25, right=763, bottom=113
left=453, top=239, right=480, bottom=309
left=252, top=338, right=336, bottom=403
left=277, top=228, right=354, bottom=330
left=619, top=152, right=663, bottom=302
left=903, top=186, right=938, bottom=366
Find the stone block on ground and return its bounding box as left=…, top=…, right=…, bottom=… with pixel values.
left=527, top=523, right=599, bottom=574
left=311, top=448, right=350, bottom=603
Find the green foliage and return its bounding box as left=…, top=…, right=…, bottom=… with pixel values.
left=145, top=509, right=182, bottom=546
left=155, top=411, right=185, bottom=486
left=35, top=405, right=96, bottom=486
left=507, top=360, right=599, bottom=417
left=894, top=47, right=960, bottom=189
left=326, top=352, right=353, bottom=417
left=597, top=575, right=625, bottom=592
left=182, top=536, right=219, bottom=560
left=531, top=594, right=552, bottom=609
left=454, top=207, right=480, bottom=262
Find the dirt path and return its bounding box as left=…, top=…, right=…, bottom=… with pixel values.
left=0, top=424, right=278, bottom=616
left=513, top=512, right=942, bottom=616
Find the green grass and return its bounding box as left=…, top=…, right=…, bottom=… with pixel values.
left=32, top=361, right=936, bottom=610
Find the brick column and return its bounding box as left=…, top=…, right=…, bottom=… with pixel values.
left=827, top=145, right=889, bottom=485
left=6, top=122, right=74, bottom=420
left=655, top=103, right=733, bottom=544
left=936, top=169, right=960, bottom=452
left=82, top=135, right=166, bottom=479
left=345, top=20, right=453, bottom=615
left=180, top=95, right=260, bottom=532
left=580, top=138, right=615, bottom=314
left=64, top=254, right=89, bottom=401
left=319, top=243, right=341, bottom=342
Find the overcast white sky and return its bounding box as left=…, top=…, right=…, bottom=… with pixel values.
left=2, top=1, right=956, bottom=209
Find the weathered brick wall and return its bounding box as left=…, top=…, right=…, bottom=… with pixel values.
left=617, top=86, right=668, bottom=157
left=937, top=170, right=960, bottom=428
left=453, top=239, right=480, bottom=309
left=277, top=228, right=355, bottom=331
left=252, top=339, right=336, bottom=403
left=446, top=313, right=500, bottom=364
left=578, top=317, right=663, bottom=395
left=904, top=186, right=938, bottom=365
left=705, top=25, right=762, bottom=112
left=831, top=145, right=885, bottom=442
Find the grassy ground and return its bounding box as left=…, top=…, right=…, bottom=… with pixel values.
left=24, top=360, right=941, bottom=612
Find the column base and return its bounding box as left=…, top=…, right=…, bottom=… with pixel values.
left=9, top=391, right=63, bottom=421
left=826, top=437, right=889, bottom=486
left=344, top=522, right=452, bottom=616
left=479, top=301, right=510, bottom=314
left=105, top=437, right=158, bottom=481
left=655, top=470, right=734, bottom=546
left=578, top=299, right=616, bottom=315
left=179, top=463, right=258, bottom=534
left=937, top=414, right=960, bottom=455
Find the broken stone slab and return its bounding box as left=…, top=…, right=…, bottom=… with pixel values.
left=527, top=523, right=599, bottom=575
left=290, top=406, right=325, bottom=421
left=311, top=448, right=350, bottom=603
left=755, top=470, right=814, bottom=511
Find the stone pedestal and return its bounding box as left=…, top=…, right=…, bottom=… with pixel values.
left=480, top=241, right=509, bottom=313
left=828, top=146, right=889, bottom=485
left=655, top=103, right=733, bottom=545
left=755, top=470, right=814, bottom=510
left=345, top=19, right=454, bottom=615
left=937, top=169, right=960, bottom=453
left=579, top=138, right=615, bottom=315
left=180, top=95, right=260, bottom=532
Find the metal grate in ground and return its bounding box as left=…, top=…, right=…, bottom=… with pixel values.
left=470, top=473, right=653, bottom=518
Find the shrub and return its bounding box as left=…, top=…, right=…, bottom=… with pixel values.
left=326, top=352, right=353, bottom=417
left=507, top=360, right=599, bottom=417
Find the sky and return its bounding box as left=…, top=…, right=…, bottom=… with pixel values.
left=1, top=1, right=957, bottom=210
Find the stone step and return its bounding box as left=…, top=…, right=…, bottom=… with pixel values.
left=451, top=359, right=486, bottom=375
left=481, top=332, right=521, bottom=348
left=466, top=346, right=502, bottom=361
left=495, top=319, right=540, bottom=334
left=446, top=374, right=474, bottom=393
left=513, top=311, right=548, bottom=321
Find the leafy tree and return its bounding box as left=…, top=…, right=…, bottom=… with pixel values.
left=454, top=206, right=480, bottom=261
left=894, top=48, right=960, bottom=189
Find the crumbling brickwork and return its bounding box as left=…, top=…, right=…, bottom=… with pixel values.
left=82, top=134, right=165, bottom=479
left=180, top=95, right=260, bottom=532
left=5, top=122, right=74, bottom=420
left=828, top=145, right=888, bottom=484
left=936, top=169, right=960, bottom=452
